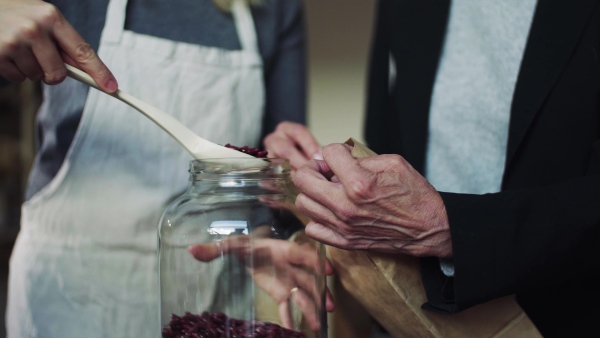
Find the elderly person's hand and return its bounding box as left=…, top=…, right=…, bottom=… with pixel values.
left=188, top=232, right=334, bottom=331
left=293, top=143, right=453, bottom=258
left=0, top=0, right=117, bottom=91
left=263, top=122, right=322, bottom=170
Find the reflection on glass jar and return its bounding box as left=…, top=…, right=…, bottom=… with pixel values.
left=159, top=158, right=327, bottom=338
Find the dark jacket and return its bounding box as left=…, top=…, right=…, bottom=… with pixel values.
left=366, top=1, right=600, bottom=336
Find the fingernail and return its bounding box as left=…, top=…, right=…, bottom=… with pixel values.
left=313, top=152, right=324, bottom=160
left=105, top=79, right=118, bottom=92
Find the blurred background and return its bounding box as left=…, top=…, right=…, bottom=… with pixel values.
left=305, top=0, right=375, bottom=146
left=0, top=0, right=375, bottom=336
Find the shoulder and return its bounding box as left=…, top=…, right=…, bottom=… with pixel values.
left=252, top=0, right=306, bottom=59
left=252, top=0, right=305, bottom=28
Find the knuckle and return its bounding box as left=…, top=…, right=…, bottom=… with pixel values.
left=276, top=121, right=290, bottom=131
left=291, top=171, right=302, bottom=187
left=281, top=121, right=300, bottom=132
left=262, top=133, right=274, bottom=145
left=29, top=71, right=44, bottom=81
left=282, top=244, right=294, bottom=258
left=294, top=193, right=307, bottom=209
left=18, top=20, right=42, bottom=41
left=292, top=169, right=311, bottom=190
left=334, top=205, right=356, bottom=223
left=337, top=236, right=351, bottom=249
left=44, top=69, right=67, bottom=85
left=290, top=124, right=308, bottom=137
left=321, top=143, right=342, bottom=157
left=277, top=147, right=294, bottom=160
left=73, top=42, right=96, bottom=64
left=0, top=62, right=25, bottom=83
left=36, top=3, right=61, bottom=25
left=347, top=177, right=374, bottom=201
left=386, top=154, right=407, bottom=169
left=1, top=36, right=20, bottom=53
left=410, top=246, right=428, bottom=257
left=93, top=66, right=111, bottom=81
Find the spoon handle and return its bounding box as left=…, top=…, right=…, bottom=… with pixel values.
left=65, top=64, right=248, bottom=159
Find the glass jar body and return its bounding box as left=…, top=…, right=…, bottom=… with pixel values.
left=159, top=158, right=327, bottom=338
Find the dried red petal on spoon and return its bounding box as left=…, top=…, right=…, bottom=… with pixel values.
left=224, top=143, right=269, bottom=158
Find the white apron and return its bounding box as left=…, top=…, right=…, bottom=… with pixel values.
left=7, top=0, right=264, bottom=336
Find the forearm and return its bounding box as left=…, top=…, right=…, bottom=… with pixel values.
left=261, top=0, right=307, bottom=141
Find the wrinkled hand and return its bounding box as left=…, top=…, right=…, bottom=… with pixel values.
left=293, top=143, right=453, bottom=258
left=0, top=0, right=117, bottom=91
left=188, top=233, right=334, bottom=331
left=264, top=122, right=322, bottom=170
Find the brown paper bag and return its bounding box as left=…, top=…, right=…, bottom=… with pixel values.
left=325, top=138, right=541, bottom=338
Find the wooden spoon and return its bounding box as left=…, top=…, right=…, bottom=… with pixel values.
left=65, top=64, right=254, bottom=160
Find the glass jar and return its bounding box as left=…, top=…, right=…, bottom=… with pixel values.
left=159, top=158, right=327, bottom=338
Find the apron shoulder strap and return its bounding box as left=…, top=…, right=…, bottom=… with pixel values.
left=232, top=0, right=260, bottom=53
left=101, top=0, right=128, bottom=44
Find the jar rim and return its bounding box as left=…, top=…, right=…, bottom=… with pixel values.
left=189, top=158, right=291, bottom=176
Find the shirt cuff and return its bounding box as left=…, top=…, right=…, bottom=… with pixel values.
left=439, top=257, right=455, bottom=277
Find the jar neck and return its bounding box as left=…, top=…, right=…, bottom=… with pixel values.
left=187, top=158, right=292, bottom=192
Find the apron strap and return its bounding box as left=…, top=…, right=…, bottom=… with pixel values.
left=232, top=0, right=260, bottom=53
left=100, top=0, right=128, bottom=44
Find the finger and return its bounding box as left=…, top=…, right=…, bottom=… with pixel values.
left=12, top=47, right=43, bottom=81
left=251, top=252, right=324, bottom=303
left=325, top=287, right=335, bottom=312
left=0, top=60, right=26, bottom=83
left=305, top=221, right=350, bottom=249
left=278, top=298, right=293, bottom=329
left=357, top=153, right=419, bottom=183
left=252, top=241, right=322, bottom=299
left=295, top=192, right=347, bottom=230
left=252, top=267, right=296, bottom=303
left=262, top=241, right=327, bottom=312
left=249, top=225, right=272, bottom=239
left=265, top=134, right=312, bottom=170
left=290, top=288, right=321, bottom=331
left=325, top=257, right=334, bottom=276
left=288, top=265, right=321, bottom=314
left=188, top=236, right=250, bottom=262
left=24, top=26, right=67, bottom=85
left=256, top=267, right=325, bottom=330
left=313, top=159, right=334, bottom=177
left=292, top=160, right=336, bottom=197
left=60, top=50, right=77, bottom=67
left=50, top=16, right=117, bottom=92
left=321, top=143, right=374, bottom=189
left=278, top=122, right=321, bottom=160
left=188, top=243, right=221, bottom=262
left=283, top=242, right=323, bottom=274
